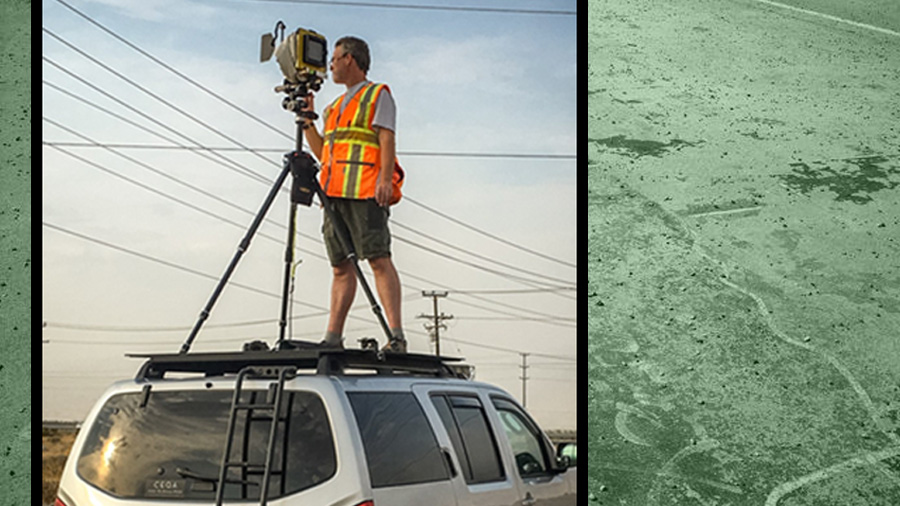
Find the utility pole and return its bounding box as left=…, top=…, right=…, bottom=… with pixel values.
left=519, top=353, right=530, bottom=407
left=418, top=291, right=452, bottom=356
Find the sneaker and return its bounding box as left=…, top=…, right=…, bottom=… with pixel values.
left=318, top=338, right=344, bottom=349
left=381, top=338, right=407, bottom=353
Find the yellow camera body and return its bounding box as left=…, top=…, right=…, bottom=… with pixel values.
left=262, top=24, right=328, bottom=85
left=275, top=28, right=328, bottom=84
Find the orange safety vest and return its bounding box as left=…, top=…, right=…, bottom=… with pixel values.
left=320, top=82, right=404, bottom=204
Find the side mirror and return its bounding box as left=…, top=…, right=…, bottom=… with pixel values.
left=556, top=442, right=577, bottom=468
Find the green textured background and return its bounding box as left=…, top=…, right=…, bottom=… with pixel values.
left=0, top=0, right=31, bottom=503
left=588, top=0, right=899, bottom=504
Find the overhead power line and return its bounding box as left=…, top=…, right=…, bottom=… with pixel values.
left=42, top=220, right=327, bottom=312
left=43, top=133, right=574, bottom=325
left=41, top=60, right=272, bottom=185
left=52, top=0, right=293, bottom=143
left=43, top=18, right=573, bottom=276
left=44, top=219, right=574, bottom=328
left=441, top=336, right=575, bottom=362
left=240, top=0, right=576, bottom=16
left=42, top=56, right=571, bottom=287
left=43, top=128, right=572, bottom=301
left=392, top=221, right=574, bottom=292
left=405, top=196, right=577, bottom=269
left=451, top=287, right=575, bottom=294
left=403, top=282, right=575, bottom=326
left=40, top=141, right=575, bottom=160
left=394, top=235, right=571, bottom=288
left=47, top=0, right=574, bottom=156
left=43, top=11, right=575, bottom=325
left=42, top=81, right=572, bottom=291
left=42, top=80, right=573, bottom=292
left=42, top=27, right=278, bottom=169
left=43, top=313, right=329, bottom=332
left=44, top=112, right=572, bottom=298
left=42, top=118, right=271, bottom=223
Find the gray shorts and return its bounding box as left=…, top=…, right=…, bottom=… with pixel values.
left=322, top=198, right=392, bottom=266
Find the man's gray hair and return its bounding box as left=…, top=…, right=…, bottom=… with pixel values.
left=336, top=36, right=370, bottom=73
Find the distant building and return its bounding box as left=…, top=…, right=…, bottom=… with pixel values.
left=546, top=429, right=576, bottom=445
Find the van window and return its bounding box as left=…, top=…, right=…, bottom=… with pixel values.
left=76, top=389, right=335, bottom=500
left=491, top=398, right=549, bottom=477
left=347, top=392, right=449, bottom=488
left=431, top=394, right=504, bottom=484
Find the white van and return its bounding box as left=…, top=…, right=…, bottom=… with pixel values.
left=54, top=347, right=576, bottom=506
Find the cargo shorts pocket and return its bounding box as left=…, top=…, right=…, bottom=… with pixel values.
left=366, top=199, right=389, bottom=230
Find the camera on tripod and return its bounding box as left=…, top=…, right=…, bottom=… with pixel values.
left=261, top=22, right=327, bottom=89
left=177, top=21, right=397, bottom=355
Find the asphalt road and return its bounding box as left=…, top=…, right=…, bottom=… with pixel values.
left=588, top=0, right=899, bottom=504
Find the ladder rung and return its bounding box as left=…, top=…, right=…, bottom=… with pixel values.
left=233, top=403, right=277, bottom=410
left=222, top=462, right=284, bottom=473
left=246, top=468, right=284, bottom=475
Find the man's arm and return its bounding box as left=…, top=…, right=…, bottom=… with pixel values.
left=375, top=126, right=395, bottom=207
left=302, top=93, right=324, bottom=160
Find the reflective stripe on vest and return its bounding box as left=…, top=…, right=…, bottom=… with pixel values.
left=321, top=82, right=388, bottom=199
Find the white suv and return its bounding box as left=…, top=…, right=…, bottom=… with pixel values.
left=54, top=347, right=576, bottom=506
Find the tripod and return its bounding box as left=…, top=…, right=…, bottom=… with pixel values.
left=179, top=79, right=392, bottom=354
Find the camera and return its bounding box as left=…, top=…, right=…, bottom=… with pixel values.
left=261, top=24, right=327, bottom=86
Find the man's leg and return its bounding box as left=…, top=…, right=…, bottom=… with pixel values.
left=326, top=260, right=357, bottom=338
left=368, top=255, right=402, bottom=333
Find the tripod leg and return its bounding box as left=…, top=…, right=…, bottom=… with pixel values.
left=277, top=202, right=298, bottom=346
left=180, top=158, right=293, bottom=354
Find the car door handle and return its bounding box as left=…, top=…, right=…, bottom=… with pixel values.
left=442, top=448, right=457, bottom=478
left=522, top=491, right=536, bottom=506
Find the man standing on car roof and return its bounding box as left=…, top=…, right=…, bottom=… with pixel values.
left=302, top=36, right=407, bottom=353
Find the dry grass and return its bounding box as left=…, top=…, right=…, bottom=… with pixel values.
left=42, top=429, right=78, bottom=505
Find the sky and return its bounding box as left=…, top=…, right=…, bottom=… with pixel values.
left=41, top=0, right=577, bottom=430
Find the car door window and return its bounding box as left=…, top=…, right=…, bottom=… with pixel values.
left=491, top=398, right=549, bottom=477
left=347, top=392, right=449, bottom=488
left=431, top=394, right=504, bottom=484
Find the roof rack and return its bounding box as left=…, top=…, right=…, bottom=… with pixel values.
left=128, top=348, right=465, bottom=381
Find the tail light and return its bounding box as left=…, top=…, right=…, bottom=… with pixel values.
left=354, top=502, right=374, bottom=506
left=54, top=499, right=68, bottom=506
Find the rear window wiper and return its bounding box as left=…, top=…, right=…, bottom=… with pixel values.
left=176, top=467, right=259, bottom=486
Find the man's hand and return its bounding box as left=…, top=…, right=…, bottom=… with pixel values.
left=375, top=178, right=392, bottom=207
left=301, top=93, right=316, bottom=126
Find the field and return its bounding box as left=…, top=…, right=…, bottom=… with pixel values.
left=42, top=428, right=78, bottom=506
left=587, top=0, right=900, bottom=504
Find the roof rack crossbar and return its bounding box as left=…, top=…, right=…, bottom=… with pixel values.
left=128, top=349, right=463, bottom=381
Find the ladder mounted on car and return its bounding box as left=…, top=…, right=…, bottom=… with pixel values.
left=215, top=365, right=296, bottom=506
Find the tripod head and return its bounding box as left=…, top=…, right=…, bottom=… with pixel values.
left=276, top=78, right=323, bottom=125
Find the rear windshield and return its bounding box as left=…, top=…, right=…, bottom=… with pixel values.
left=77, top=388, right=335, bottom=500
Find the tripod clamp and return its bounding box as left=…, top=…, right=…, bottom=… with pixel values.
left=275, top=78, right=322, bottom=128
